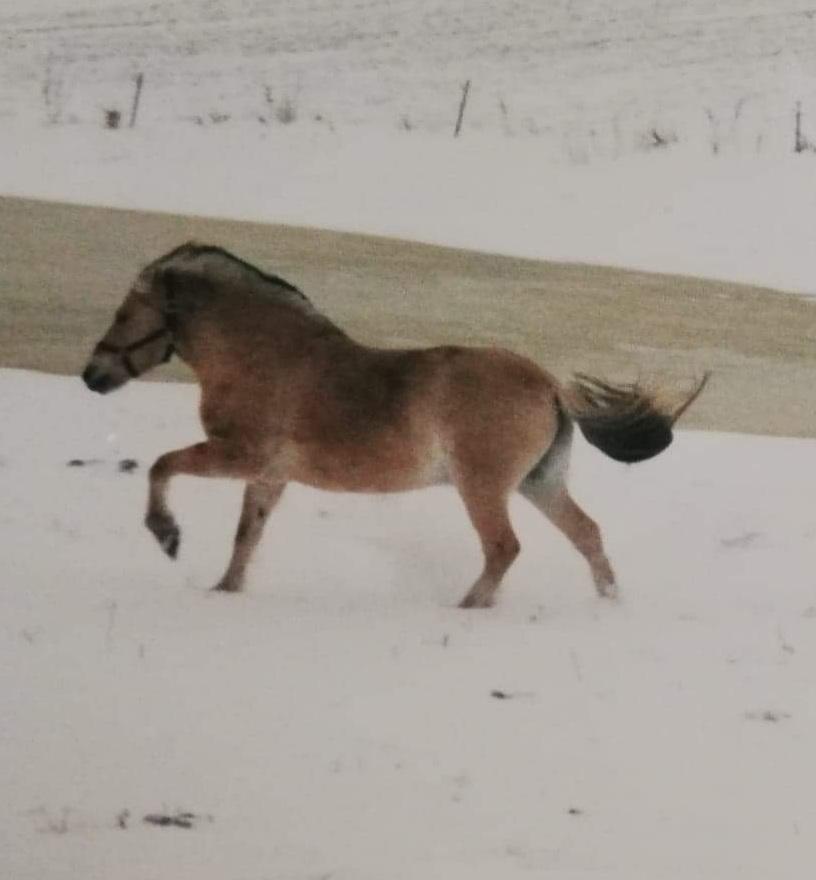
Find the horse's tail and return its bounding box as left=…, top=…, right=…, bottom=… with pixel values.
left=557, top=372, right=710, bottom=464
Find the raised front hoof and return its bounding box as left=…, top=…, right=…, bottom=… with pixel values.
left=145, top=514, right=181, bottom=559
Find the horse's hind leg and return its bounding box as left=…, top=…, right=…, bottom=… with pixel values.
left=457, top=487, right=521, bottom=609
left=213, top=480, right=285, bottom=593
left=520, top=480, right=617, bottom=598
left=146, top=440, right=259, bottom=559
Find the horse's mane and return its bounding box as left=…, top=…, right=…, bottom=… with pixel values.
left=150, top=242, right=310, bottom=304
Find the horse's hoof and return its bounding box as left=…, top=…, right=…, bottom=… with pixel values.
left=458, top=593, right=495, bottom=610
left=160, top=529, right=180, bottom=559
left=211, top=581, right=240, bottom=593
left=597, top=581, right=619, bottom=600
left=146, top=513, right=181, bottom=559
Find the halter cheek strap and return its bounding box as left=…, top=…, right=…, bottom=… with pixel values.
left=94, top=284, right=179, bottom=378
left=164, top=281, right=179, bottom=334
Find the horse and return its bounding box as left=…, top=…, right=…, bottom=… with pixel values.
left=81, top=243, right=707, bottom=608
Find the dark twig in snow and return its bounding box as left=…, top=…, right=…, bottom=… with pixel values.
left=745, top=709, right=791, bottom=723
left=491, top=689, right=535, bottom=701
left=143, top=810, right=211, bottom=829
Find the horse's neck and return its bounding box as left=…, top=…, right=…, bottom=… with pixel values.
left=178, top=296, right=344, bottom=379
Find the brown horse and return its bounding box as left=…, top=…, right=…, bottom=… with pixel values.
left=81, top=243, right=707, bottom=608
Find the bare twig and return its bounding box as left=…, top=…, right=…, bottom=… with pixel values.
left=143, top=810, right=212, bottom=829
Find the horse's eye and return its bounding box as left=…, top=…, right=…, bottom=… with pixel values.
left=114, top=313, right=128, bottom=326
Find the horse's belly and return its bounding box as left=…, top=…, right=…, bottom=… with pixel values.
left=290, top=436, right=449, bottom=494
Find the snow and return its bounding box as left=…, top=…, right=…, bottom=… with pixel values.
left=2, top=2, right=816, bottom=877
left=3, top=123, right=816, bottom=296
left=5, top=0, right=816, bottom=154
left=3, top=368, right=816, bottom=878
left=2, top=0, right=816, bottom=292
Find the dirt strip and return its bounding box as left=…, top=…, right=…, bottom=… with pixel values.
left=1, top=195, right=815, bottom=436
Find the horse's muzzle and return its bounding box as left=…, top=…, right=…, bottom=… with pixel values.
left=82, top=365, right=116, bottom=394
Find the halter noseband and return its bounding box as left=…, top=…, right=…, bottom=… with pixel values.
left=94, top=327, right=175, bottom=378
left=94, top=286, right=178, bottom=379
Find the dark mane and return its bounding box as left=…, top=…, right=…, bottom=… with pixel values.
left=153, top=242, right=309, bottom=302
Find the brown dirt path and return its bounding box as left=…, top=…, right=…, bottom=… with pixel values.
left=2, top=195, right=814, bottom=436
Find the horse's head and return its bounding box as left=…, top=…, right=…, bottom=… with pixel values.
left=81, top=275, right=175, bottom=394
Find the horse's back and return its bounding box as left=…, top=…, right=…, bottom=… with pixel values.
left=307, top=342, right=558, bottom=438
left=288, top=342, right=561, bottom=493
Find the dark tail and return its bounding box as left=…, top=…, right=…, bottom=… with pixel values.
left=560, top=372, right=710, bottom=464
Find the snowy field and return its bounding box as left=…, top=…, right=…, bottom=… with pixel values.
left=4, top=0, right=816, bottom=156
left=3, top=1, right=816, bottom=877
left=3, top=369, right=816, bottom=879
left=6, top=124, right=816, bottom=296
left=3, top=0, right=816, bottom=292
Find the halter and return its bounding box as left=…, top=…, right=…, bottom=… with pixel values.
left=94, top=327, right=174, bottom=378
left=94, top=285, right=179, bottom=378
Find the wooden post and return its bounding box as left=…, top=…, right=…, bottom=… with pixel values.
left=129, top=73, right=144, bottom=128
left=454, top=79, right=471, bottom=138
left=795, top=101, right=805, bottom=153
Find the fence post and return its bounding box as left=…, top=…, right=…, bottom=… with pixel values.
left=454, top=79, right=471, bottom=138
left=795, top=101, right=806, bottom=153
left=129, top=73, right=144, bottom=128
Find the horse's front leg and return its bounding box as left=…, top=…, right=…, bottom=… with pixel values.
left=145, top=440, right=259, bottom=559
left=213, top=480, right=285, bottom=593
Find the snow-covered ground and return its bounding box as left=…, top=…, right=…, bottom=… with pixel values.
left=3, top=368, right=816, bottom=879
left=3, top=0, right=816, bottom=293
left=4, top=0, right=816, bottom=158
left=5, top=123, right=816, bottom=295
left=3, top=2, right=816, bottom=877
